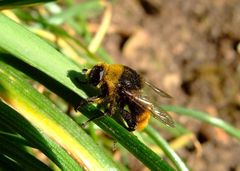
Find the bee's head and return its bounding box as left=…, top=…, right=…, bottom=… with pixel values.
left=86, top=64, right=105, bottom=86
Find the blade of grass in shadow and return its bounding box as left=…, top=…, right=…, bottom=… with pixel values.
left=162, top=105, right=240, bottom=140
left=0, top=136, right=53, bottom=171
left=0, top=14, right=175, bottom=170
left=0, top=153, right=25, bottom=171
left=0, top=61, right=120, bottom=170
left=0, top=0, right=55, bottom=9
left=0, top=131, right=32, bottom=147
left=145, top=126, right=189, bottom=171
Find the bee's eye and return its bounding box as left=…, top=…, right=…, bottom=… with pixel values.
left=88, top=66, right=104, bottom=86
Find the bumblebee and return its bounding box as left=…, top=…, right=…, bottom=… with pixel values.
left=79, top=63, right=174, bottom=131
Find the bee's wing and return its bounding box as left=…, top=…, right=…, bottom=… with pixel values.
left=144, top=81, right=172, bottom=98
left=151, top=106, right=175, bottom=127
left=123, top=90, right=175, bottom=127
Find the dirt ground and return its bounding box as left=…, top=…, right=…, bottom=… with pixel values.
left=103, top=0, right=240, bottom=170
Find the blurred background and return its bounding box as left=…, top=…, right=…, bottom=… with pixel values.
left=102, top=0, right=240, bottom=170
left=1, top=0, right=240, bottom=170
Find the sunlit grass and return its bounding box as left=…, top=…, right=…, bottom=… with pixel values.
left=0, top=1, right=239, bottom=171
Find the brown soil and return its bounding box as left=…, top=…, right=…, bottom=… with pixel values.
left=103, top=0, right=240, bottom=170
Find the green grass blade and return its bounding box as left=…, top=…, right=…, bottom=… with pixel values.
left=0, top=13, right=88, bottom=98
left=145, top=126, right=189, bottom=171
left=2, top=55, right=175, bottom=170
left=75, top=105, right=176, bottom=171
left=48, top=1, right=103, bottom=25
left=162, top=105, right=240, bottom=140
left=0, top=100, right=82, bottom=171
left=0, top=60, right=120, bottom=170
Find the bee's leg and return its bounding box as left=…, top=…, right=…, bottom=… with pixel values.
left=86, top=96, right=103, bottom=103
left=78, top=83, right=109, bottom=127
left=121, top=110, right=136, bottom=132
left=75, top=84, right=108, bottom=111
left=107, top=99, right=117, bottom=116
left=81, top=97, right=109, bottom=128
left=81, top=112, right=106, bottom=128
left=74, top=96, right=103, bottom=111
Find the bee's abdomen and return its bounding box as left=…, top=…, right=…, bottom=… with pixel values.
left=136, top=110, right=151, bottom=130
left=128, top=101, right=150, bottom=131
